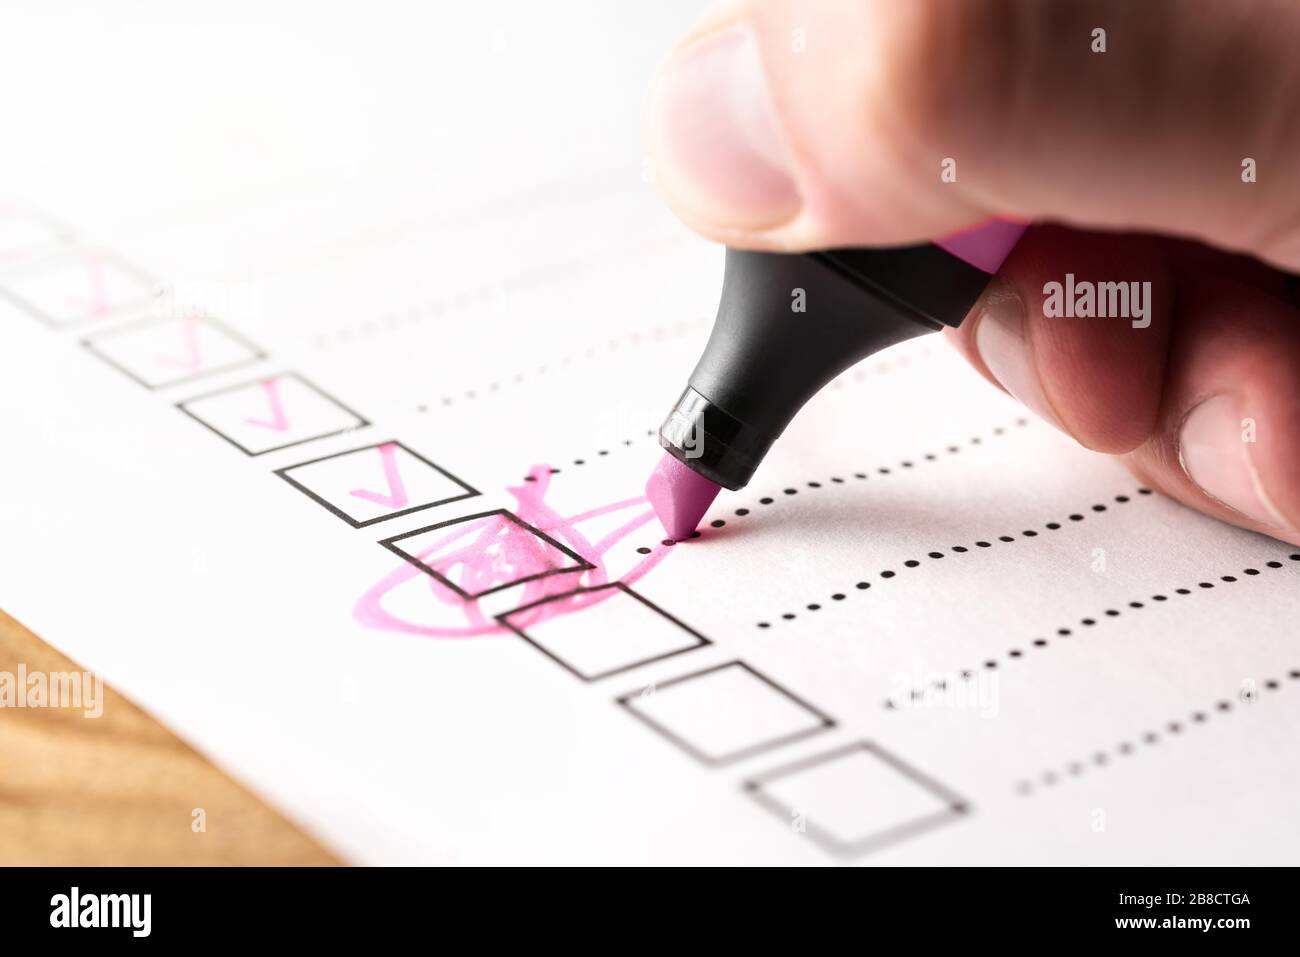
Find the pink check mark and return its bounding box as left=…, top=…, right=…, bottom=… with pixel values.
left=242, top=378, right=291, bottom=431
left=350, top=443, right=410, bottom=509
left=155, top=314, right=204, bottom=370
left=64, top=254, right=113, bottom=317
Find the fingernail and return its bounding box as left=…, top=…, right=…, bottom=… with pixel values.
left=973, top=282, right=1065, bottom=431
left=1178, top=395, right=1292, bottom=531
left=651, top=24, right=800, bottom=228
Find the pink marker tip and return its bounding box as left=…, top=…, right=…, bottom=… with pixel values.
left=646, top=451, right=722, bottom=541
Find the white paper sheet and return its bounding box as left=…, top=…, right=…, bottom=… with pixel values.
left=2, top=1, right=1298, bottom=865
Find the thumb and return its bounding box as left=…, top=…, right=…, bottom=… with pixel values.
left=647, top=0, right=1300, bottom=269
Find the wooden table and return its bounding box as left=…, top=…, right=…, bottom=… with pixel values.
left=0, top=610, right=338, bottom=865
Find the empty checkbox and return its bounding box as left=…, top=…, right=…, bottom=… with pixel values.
left=744, top=741, right=968, bottom=858
left=83, top=314, right=265, bottom=388
left=617, top=660, right=833, bottom=765
left=276, top=440, right=479, bottom=527
left=498, top=582, right=710, bottom=680
left=380, top=509, right=593, bottom=600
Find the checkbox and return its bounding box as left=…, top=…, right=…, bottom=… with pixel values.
left=275, top=440, right=479, bottom=527
left=82, top=314, right=265, bottom=389
left=177, top=372, right=368, bottom=456
left=617, top=661, right=834, bottom=766
left=0, top=249, right=155, bottom=326
left=0, top=208, right=71, bottom=265
left=498, top=583, right=710, bottom=681
left=743, top=742, right=969, bottom=859
left=380, top=509, right=593, bottom=600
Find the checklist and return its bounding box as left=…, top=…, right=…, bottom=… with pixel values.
left=10, top=186, right=1300, bottom=867
left=5, top=2, right=1299, bottom=865
left=177, top=373, right=369, bottom=456
left=83, top=314, right=265, bottom=389
left=275, top=440, right=479, bottom=527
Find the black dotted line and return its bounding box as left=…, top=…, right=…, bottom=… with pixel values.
left=312, top=229, right=694, bottom=353
left=891, top=552, right=1300, bottom=714
left=515, top=348, right=941, bottom=471
left=1015, top=649, right=1300, bottom=795
left=826, top=343, right=935, bottom=390
left=523, top=429, right=661, bottom=480
left=314, top=283, right=519, bottom=351
left=633, top=418, right=1033, bottom=558
left=417, top=324, right=934, bottom=412
left=415, top=319, right=710, bottom=411
left=759, top=478, right=1138, bottom=629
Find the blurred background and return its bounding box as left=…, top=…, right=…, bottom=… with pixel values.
left=2, top=1, right=697, bottom=228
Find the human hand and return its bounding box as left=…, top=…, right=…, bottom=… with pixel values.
left=647, top=0, right=1300, bottom=545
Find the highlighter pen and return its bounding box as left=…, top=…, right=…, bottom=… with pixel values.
left=646, top=219, right=1027, bottom=539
